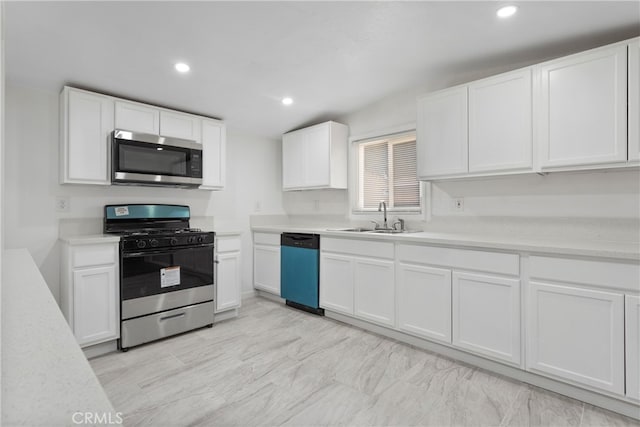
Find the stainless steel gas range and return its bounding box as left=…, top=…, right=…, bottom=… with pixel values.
left=104, top=204, right=215, bottom=351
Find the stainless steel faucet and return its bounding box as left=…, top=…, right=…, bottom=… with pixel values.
left=378, top=201, right=388, bottom=229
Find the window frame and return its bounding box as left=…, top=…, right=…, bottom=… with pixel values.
left=349, top=124, right=429, bottom=220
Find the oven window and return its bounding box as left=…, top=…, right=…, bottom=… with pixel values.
left=119, top=143, right=188, bottom=176
left=121, top=246, right=213, bottom=300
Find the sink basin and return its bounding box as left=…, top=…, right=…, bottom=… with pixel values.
left=332, top=227, right=375, bottom=232
left=369, top=229, right=423, bottom=234
left=329, top=228, right=422, bottom=234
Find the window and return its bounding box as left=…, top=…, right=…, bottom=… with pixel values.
left=355, top=131, right=421, bottom=212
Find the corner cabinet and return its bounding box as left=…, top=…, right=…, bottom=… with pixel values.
left=282, top=121, right=348, bottom=190
left=215, top=234, right=242, bottom=313
left=253, top=232, right=281, bottom=295
left=60, top=239, right=120, bottom=348
left=60, top=87, right=114, bottom=185
left=537, top=44, right=628, bottom=169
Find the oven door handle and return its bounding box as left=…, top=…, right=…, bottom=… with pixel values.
left=123, top=249, right=174, bottom=258
left=122, top=245, right=215, bottom=258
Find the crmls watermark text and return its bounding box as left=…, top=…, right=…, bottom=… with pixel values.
left=72, top=411, right=123, bottom=425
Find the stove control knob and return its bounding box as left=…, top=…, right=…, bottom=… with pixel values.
left=198, top=236, right=204, bottom=243
left=170, top=238, right=179, bottom=246
left=149, top=239, right=159, bottom=248
left=188, top=236, right=195, bottom=244
left=137, top=240, right=147, bottom=249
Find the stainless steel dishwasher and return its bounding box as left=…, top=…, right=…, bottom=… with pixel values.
left=280, top=233, right=323, bottom=315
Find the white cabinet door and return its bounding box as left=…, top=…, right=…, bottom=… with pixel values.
left=73, top=265, right=118, bottom=347
left=625, top=295, right=640, bottom=400
left=527, top=281, right=624, bottom=394
left=282, top=122, right=347, bottom=190
left=160, top=110, right=201, bottom=142
left=253, top=244, right=280, bottom=295
left=417, top=86, right=468, bottom=178
left=397, top=263, right=452, bottom=343
left=282, top=132, right=305, bottom=189
left=468, top=69, right=532, bottom=173
left=216, top=251, right=241, bottom=313
left=538, top=44, right=627, bottom=169
left=115, top=100, right=160, bottom=134
left=62, top=88, right=114, bottom=185
left=200, top=119, right=226, bottom=189
left=303, top=123, right=331, bottom=187
left=452, top=272, right=520, bottom=365
left=354, top=258, right=395, bottom=327
left=629, top=39, right=640, bottom=162
left=320, top=253, right=354, bottom=315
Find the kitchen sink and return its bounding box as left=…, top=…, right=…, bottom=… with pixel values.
left=368, top=229, right=422, bottom=234
left=332, top=227, right=375, bottom=232
left=329, top=228, right=422, bottom=234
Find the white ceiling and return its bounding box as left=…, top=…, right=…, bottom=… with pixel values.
left=5, top=1, right=639, bottom=140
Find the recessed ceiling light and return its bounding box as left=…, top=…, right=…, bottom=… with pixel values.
left=282, top=97, right=293, bottom=106
left=496, top=5, right=518, bottom=18
left=175, top=63, right=190, bottom=73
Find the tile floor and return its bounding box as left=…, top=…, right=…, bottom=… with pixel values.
left=90, top=297, right=640, bottom=426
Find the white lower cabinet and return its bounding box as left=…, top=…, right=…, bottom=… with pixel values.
left=397, top=263, right=452, bottom=343
left=73, top=266, right=118, bottom=346
left=320, top=253, right=355, bottom=315
left=61, top=240, right=120, bottom=348
left=527, top=281, right=625, bottom=394
left=354, top=258, right=395, bottom=327
left=452, top=272, right=521, bottom=365
left=253, top=232, right=281, bottom=296
left=215, top=235, right=241, bottom=313
left=626, top=295, right=640, bottom=401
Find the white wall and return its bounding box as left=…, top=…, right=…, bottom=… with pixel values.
left=3, top=84, right=285, bottom=302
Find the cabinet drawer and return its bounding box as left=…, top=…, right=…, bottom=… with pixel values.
left=530, top=256, right=640, bottom=292
left=398, top=244, right=519, bottom=276
left=72, top=244, right=117, bottom=268
left=253, top=232, right=280, bottom=246
left=217, top=237, right=241, bottom=253
left=322, top=237, right=394, bottom=259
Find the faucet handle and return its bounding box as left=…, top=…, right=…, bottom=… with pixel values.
left=393, top=218, right=405, bottom=231
left=369, top=220, right=380, bottom=230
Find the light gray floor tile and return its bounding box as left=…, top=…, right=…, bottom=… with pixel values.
left=89, top=297, right=638, bottom=427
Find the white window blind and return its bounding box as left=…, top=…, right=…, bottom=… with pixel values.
left=357, top=132, right=420, bottom=211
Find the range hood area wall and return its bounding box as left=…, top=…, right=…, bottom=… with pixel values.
left=3, top=85, right=286, bottom=303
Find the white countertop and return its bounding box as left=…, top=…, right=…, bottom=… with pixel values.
left=252, top=225, right=640, bottom=261
left=2, top=249, right=120, bottom=426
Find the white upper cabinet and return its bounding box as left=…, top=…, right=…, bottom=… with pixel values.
left=60, top=87, right=114, bottom=185
left=115, top=100, right=160, bottom=134
left=282, top=121, right=348, bottom=190
left=417, top=86, right=468, bottom=178
left=537, top=44, right=628, bottom=169
left=629, top=39, right=640, bottom=162
left=200, top=119, right=226, bottom=190
left=468, top=69, right=533, bottom=173
left=159, top=110, right=201, bottom=142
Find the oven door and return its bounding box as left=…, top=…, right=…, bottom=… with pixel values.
left=120, top=244, right=214, bottom=320
left=112, top=129, right=202, bottom=187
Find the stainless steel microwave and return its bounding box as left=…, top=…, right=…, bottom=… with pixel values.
left=111, top=129, right=203, bottom=187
